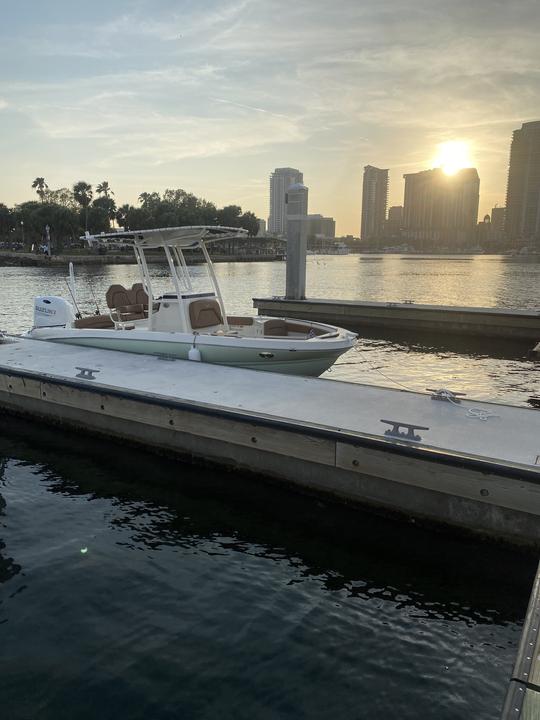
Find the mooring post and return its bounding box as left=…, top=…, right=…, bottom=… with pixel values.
left=285, top=217, right=307, bottom=300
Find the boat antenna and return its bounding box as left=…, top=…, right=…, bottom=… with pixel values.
left=64, top=279, right=82, bottom=319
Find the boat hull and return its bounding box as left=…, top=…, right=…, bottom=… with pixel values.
left=28, top=328, right=354, bottom=376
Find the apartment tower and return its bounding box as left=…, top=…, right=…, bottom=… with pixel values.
left=402, top=168, right=480, bottom=249
left=504, top=120, right=540, bottom=243
left=268, top=167, right=303, bottom=235
left=360, top=165, right=388, bottom=241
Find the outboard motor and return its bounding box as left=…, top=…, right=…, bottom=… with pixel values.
left=33, top=296, right=75, bottom=328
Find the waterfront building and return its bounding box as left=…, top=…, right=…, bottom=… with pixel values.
left=268, top=167, right=303, bottom=235
left=306, top=214, right=336, bottom=240
left=385, top=206, right=403, bottom=238
left=257, top=218, right=267, bottom=237
left=504, top=121, right=540, bottom=245
left=491, top=206, right=505, bottom=234
left=402, top=167, right=480, bottom=250
left=360, top=165, right=388, bottom=241
left=477, top=209, right=505, bottom=249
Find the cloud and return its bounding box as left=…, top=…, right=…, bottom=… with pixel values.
left=1, top=0, right=539, bottom=231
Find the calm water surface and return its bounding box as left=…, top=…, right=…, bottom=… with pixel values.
left=1, top=254, right=539, bottom=403
left=0, top=419, right=536, bottom=720
left=0, top=254, right=539, bottom=718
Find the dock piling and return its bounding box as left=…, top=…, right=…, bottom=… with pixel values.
left=285, top=220, right=307, bottom=300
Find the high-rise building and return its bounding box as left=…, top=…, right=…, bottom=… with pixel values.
left=360, top=165, right=388, bottom=241
left=268, top=167, right=303, bottom=235
left=385, top=206, right=403, bottom=237
left=306, top=214, right=336, bottom=239
left=504, top=121, right=540, bottom=243
left=402, top=168, right=480, bottom=249
left=491, top=206, right=505, bottom=233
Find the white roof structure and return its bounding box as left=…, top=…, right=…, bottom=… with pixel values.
left=82, top=225, right=248, bottom=249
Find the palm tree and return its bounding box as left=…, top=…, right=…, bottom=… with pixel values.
left=96, top=181, right=114, bottom=198
left=73, top=181, right=93, bottom=231
left=32, top=177, right=48, bottom=202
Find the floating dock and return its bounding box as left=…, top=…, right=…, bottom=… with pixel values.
left=253, top=297, right=540, bottom=341
left=502, top=561, right=540, bottom=718
left=0, top=336, right=539, bottom=547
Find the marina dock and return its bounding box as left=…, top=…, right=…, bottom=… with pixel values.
left=1, top=336, right=539, bottom=547
left=253, top=297, right=540, bottom=341
left=502, top=561, right=540, bottom=718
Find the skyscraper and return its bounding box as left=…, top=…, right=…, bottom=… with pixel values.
left=268, top=167, right=303, bottom=235
left=504, top=120, right=540, bottom=243
left=385, top=206, right=403, bottom=237
left=491, top=206, right=505, bottom=233
left=360, top=165, right=388, bottom=241
left=402, top=167, right=480, bottom=249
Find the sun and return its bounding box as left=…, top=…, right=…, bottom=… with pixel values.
left=433, top=141, right=471, bottom=175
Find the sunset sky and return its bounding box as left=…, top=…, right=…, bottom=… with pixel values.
left=1, top=0, right=539, bottom=235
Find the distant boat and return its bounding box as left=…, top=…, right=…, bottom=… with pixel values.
left=309, top=242, right=349, bottom=256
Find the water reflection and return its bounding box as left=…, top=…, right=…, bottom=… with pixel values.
left=2, top=257, right=539, bottom=405
left=0, top=417, right=535, bottom=627
left=0, top=459, right=22, bottom=586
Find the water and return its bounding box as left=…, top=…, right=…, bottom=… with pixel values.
left=1, top=254, right=539, bottom=718
left=0, top=418, right=536, bottom=720
left=1, top=254, right=539, bottom=403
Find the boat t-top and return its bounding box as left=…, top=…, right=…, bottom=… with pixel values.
left=27, top=225, right=356, bottom=376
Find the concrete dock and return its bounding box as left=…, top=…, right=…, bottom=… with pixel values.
left=253, top=297, right=540, bottom=341
left=502, top=561, right=540, bottom=718
left=1, top=336, right=539, bottom=547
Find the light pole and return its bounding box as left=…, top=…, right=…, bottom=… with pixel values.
left=20, top=220, right=25, bottom=247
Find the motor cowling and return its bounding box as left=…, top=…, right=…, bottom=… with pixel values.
left=33, top=296, right=76, bottom=328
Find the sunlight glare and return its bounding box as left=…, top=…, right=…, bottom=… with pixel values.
left=433, top=141, right=471, bottom=175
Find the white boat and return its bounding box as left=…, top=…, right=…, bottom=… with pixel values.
left=27, top=226, right=356, bottom=376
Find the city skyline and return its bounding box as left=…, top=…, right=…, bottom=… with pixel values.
left=1, top=1, right=540, bottom=236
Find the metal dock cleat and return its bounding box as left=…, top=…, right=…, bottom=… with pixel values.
left=427, top=388, right=466, bottom=403
left=380, top=419, right=430, bottom=442
left=75, top=367, right=100, bottom=380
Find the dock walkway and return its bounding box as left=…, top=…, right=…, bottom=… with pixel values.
left=1, top=337, right=539, bottom=546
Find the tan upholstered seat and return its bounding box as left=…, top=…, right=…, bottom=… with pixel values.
left=114, top=303, right=146, bottom=321
left=106, top=284, right=131, bottom=310
left=74, top=314, right=115, bottom=329
left=263, top=319, right=288, bottom=336
left=189, top=299, right=223, bottom=329
left=286, top=322, right=325, bottom=336
left=227, top=316, right=254, bottom=326
left=106, top=284, right=148, bottom=309
left=131, top=283, right=149, bottom=308
left=105, top=284, right=148, bottom=323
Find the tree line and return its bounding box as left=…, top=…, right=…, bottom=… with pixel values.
left=0, top=179, right=260, bottom=251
